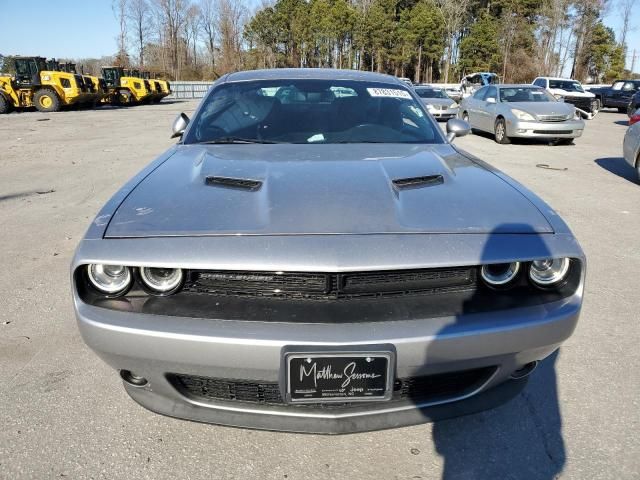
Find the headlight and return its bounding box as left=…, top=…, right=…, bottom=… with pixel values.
left=511, top=109, right=536, bottom=121
left=139, top=267, right=183, bottom=295
left=122, top=79, right=128, bottom=85
left=42, top=75, right=51, bottom=81
left=450, top=103, right=458, bottom=109
left=87, top=264, right=132, bottom=295
left=553, top=94, right=563, bottom=100
left=529, top=258, right=570, bottom=287
left=480, top=262, right=521, bottom=287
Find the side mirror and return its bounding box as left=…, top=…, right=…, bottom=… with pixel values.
left=486, top=97, right=497, bottom=104
left=446, top=118, right=471, bottom=142
left=171, top=112, right=190, bottom=139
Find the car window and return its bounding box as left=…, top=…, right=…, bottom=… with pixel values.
left=612, top=81, right=625, bottom=90
left=485, top=87, right=497, bottom=101
left=623, top=82, right=636, bottom=92
left=533, top=78, right=545, bottom=87
left=548, top=80, right=584, bottom=92
left=185, top=79, right=443, bottom=145
left=415, top=88, right=448, bottom=99
left=473, top=86, right=488, bottom=99
left=500, top=87, right=556, bottom=102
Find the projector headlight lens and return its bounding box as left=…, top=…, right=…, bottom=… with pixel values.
left=87, top=264, right=132, bottom=295
left=529, top=258, right=570, bottom=287
left=139, top=267, right=183, bottom=295
left=481, top=262, right=521, bottom=287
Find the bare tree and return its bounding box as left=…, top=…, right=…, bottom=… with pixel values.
left=618, top=0, right=637, bottom=50
left=434, top=0, right=470, bottom=83
left=127, top=0, right=153, bottom=67
left=200, top=0, right=217, bottom=73
left=215, top=0, right=248, bottom=73
left=113, top=0, right=129, bottom=65
left=183, top=4, right=201, bottom=69
left=154, top=0, right=190, bottom=78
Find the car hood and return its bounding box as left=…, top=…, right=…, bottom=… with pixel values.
left=422, top=98, right=455, bottom=107
left=503, top=101, right=575, bottom=116
left=105, top=144, right=553, bottom=238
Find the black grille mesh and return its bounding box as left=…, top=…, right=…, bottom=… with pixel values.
left=183, top=267, right=476, bottom=300
left=169, top=367, right=495, bottom=408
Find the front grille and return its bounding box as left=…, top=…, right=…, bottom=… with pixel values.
left=169, top=367, right=496, bottom=408
left=533, top=130, right=572, bottom=134
left=537, top=114, right=571, bottom=122
left=182, top=267, right=476, bottom=300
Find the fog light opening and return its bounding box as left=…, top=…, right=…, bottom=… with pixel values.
left=510, top=361, right=539, bottom=380
left=120, top=370, right=148, bottom=387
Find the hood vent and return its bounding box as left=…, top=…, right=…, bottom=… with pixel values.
left=392, top=175, right=444, bottom=190
left=205, top=176, right=263, bottom=191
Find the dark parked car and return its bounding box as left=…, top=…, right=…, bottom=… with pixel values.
left=72, top=69, right=585, bottom=434
left=590, top=80, right=640, bottom=112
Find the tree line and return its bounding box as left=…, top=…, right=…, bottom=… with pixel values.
left=2, top=0, right=637, bottom=84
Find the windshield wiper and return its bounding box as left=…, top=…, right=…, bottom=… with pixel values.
left=198, top=137, right=280, bottom=144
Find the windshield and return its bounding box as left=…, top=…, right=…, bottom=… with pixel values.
left=499, top=87, right=556, bottom=103
left=548, top=80, right=584, bottom=92
left=415, top=88, right=448, bottom=99
left=184, top=79, right=442, bottom=145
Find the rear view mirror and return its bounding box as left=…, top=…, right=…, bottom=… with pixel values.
left=446, top=118, right=471, bottom=142
left=171, top=112, right=190, bottom=139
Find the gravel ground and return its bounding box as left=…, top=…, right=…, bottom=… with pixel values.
left=0, top=101, right=638, bottom=480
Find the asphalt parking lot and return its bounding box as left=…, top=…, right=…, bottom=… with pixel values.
left=0, top=101, right=638, bottom=480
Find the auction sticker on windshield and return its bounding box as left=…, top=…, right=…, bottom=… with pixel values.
left=367, top=88, right=412, bottom=99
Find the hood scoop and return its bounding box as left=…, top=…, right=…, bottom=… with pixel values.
left=205, top=175, right=262, bottom=191
left=392, top=175, right=444, bottom=190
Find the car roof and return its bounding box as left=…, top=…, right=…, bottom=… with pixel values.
left=225, top=68, right=403, bottom=85
left=539, top=77, right=580, bottom=81
left=496, top=84, right=545, bottom=88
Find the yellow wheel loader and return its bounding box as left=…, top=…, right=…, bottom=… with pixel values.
left=101, top=66, right=152, bottom=105
left=141, top=71, right=163, bottom=103
left=58, top=62, right=103, bottom=106
left=0, top=57, right=85, bottom=113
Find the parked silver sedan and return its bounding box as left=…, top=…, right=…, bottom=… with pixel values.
left=459, top=84, right=585, bottom=144
left=623, top=121, right=640, bottom=180
left=415, top=86, right=459, bottom=120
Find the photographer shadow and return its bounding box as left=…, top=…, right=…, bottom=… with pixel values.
left=428, top=225, right=566, bottom=479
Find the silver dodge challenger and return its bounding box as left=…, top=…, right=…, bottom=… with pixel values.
left=459, top=84, right=585, bottom=144
left=72, top=69, right=585, bottom=434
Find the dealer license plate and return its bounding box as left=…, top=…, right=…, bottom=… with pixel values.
left=285, top=352, right=393, bottom=403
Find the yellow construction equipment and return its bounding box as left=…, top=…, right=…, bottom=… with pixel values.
left=0, top=56, right=86, bottom=113
left=58, top=61, right=105, bottom=106
left=101, top=66, right=152, bottom=105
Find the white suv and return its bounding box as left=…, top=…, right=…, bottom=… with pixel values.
left=532, top=77, right=599, bottom=119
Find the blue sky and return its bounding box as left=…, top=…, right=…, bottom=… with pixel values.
left=0, top=0, right=637, bottom=73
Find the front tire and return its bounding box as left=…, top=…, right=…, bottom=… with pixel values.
left=34, top=89, right=61, bottom=112
left=494, top=118, right=511, bottom=144
left=0, top=94, right=11, bottom=114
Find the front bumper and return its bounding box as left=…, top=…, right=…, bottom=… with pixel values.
left=75, top=289, right=581, bottom=433
left=506, top=118, right=584, bottom=139
left=428, top=107, right=459, bottom=120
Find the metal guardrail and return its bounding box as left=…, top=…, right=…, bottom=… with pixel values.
left=169, top=81, right=213, bottom=99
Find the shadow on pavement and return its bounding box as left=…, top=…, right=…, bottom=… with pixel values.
left=426, top=225, right=565, bottom=478
left=595, top=157, right=638, bottom=183
left=433, top=352, right=564, bottom=479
